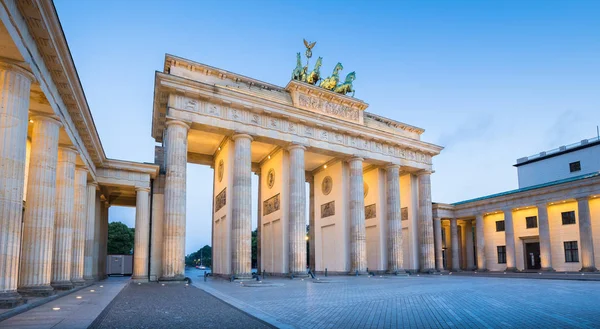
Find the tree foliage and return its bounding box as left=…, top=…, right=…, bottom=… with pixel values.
left=186, top=245, right=212, bottom=267
left=107, top=221, right=134, bottom=255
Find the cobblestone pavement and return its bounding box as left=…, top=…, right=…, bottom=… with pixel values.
left=191, top=270, right=600, bottom=329
left=91, top=281, right=272, bottom=329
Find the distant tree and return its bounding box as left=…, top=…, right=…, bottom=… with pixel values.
left=251, top=229, right=257, bottom=269
left=107, top=222, right=134, bottom=254
left=185, top=245, right=212, bottom=268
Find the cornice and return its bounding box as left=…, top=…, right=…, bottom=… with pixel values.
left=102, top=159, right=159, bottom=178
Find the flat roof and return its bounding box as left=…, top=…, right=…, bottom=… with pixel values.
left=514, top=136, right=600, bottom=167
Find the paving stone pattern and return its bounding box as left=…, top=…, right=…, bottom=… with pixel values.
left=197, top=273, right=600, bottom=328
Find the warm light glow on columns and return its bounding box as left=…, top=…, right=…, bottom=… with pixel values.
left=161, top=120, right=190, bottom=280
left=288, top=144, right=306, bottom=275
left=307, top=176, right=315, bottom=272
left=385, top=164, right=404, bottom=273
left=133, top=187, right=151, bottom=282
left=18, top=115, right=62, bottom=297
left=418, top=171, right=435, bottom=272
left=0, top=62, right=34, bottom=307
left=475, top=214, right=487, bottom=271
left=433, top=217, right=444, bottom=271
left=71, top=168, right=88, bottom=286
left=577, top=197, right=597, bottom=272
left=450, top=218, right=460, bottom=271
left=51, top=147, right=78, bottom=290
left=536, top=203, right=554, bottom=271
left=348, top=157, right=366, bottom=274
left=83, top=182, right=98, bottom=281
left=231, top=133, right=253, bottom=278
left=465, top=220, right=475, bottom=270
left=503, top=209, right=517, bottom=272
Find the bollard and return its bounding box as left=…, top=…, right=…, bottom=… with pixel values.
left=291, top=274, right=294, bottom=280
left=204, top=272, right=207, bottom=282
left=355, top=270, right=358, bottom=277
left=325, top=268, right=328, bottom=277
left=263, top=270, right=266, bottom=280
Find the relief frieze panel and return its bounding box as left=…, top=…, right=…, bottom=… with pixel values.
left=263, top=193, right=280, bottom=216
left=215, top=188, right=226, bottom=212
left=365, top=204, right=376, bottom=219
left=321, top=201, right=335, bottom=218
left=297, top=94, right=360, bottom=122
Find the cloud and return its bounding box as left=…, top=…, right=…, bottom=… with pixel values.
left=436, top=114, right=494, bottom=149
left=544, top=110, right=584, bottom=148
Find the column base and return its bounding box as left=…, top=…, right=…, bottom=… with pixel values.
left=17, top=285, right=55, bottom=297
left=348, top=270, right=368, bottom=276
left=71, top=278, right=86, bottom=287
left=0, top=292, right=25, bottom=309
left=132, top=276, right=149, bottom=283
left=541, top=267, right=555, bottom=272
left=450, top=268, right=462, bottom=272
left=51, top=281, right=74, bottom=291
left=580, top=266, right=598, bottom=272
left=466, top=266, right=477, bottom=271
left=386, top=269, right=407, bottom=275
left=158, top=274, right=186, bottom=282
left=419, top=268, right=437, bottom=274
left=505, top=267, right=518, bottom=272
left=475, top=268, right=488, bottom=272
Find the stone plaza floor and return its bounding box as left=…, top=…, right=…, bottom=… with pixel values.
left=190, top=270, right=600, bottom=329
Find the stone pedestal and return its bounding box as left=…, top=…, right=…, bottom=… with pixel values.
left=0, top=62, right=34, bottom=307
left=161, top=120, right=190, bottom=281
left=71, top=168, right=88, bottom=286
left=51, top=147, right=78, bottom=290
left=475, top=214, right=487, bottom=271
left=503, top=209, right=517, bottom=272
left=231, top=134, right=253, bottom=278
left=83, top=183, right=98, bottom=281
left=418, top=172, right=435, bottom=272
left=450, top=218, right=461, bottom=272
left=288, top=145, right=306, bottom=275
left=348, top=157, right=366, bottom=274
left=536, top=204, right=554, bottom=271
left=465, top=220, right=475, bottom=270
left=385, top=165, right=404, bottom=273
left=577, top=198, right=597, bottom=272
left=18, top=115, right=62, bottom=297
left=133, top=187, right=151, bottom=282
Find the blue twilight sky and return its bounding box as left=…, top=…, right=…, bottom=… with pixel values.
left=54, top=0, right=600, bottom=254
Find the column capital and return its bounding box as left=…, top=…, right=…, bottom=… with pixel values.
left=433, top=216, right=442, bottom=221
left=385, top=163, right=400, bottom=170
left=347, top=156, right=364, bottom=163
left=88, top=181, right=99, bottom=188
left=103, top=201, right=110, bottom=208
left=231, top=133, right=253, bottom=142
left=31, top=114, right=63, bottom=128
left=287, top=143, right=306, bottom=151
left=75, top=165, right=88, bottom=173
left=136, top=187, right=151, bottom=193
left=0, top=59, right=35, bottom=82
left=165, top=119, right=191, bottom=131
left=576, top=196, right=591, bottom=202
left=417, top=169, right=433, bottom=176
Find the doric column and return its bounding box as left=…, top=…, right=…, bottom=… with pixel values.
left=98, top=201, right=110, bottom=280
left=0, top=62, right=34, bottom=307
left=536, top=203, right=553, bottom=271
left=231, top=134, right=253, bottom=277
left=418, top=171, right=435, bottom=272
left=256, top=172, right=261, bottom=273
left=133, top=187, right=151, bottom=281
left=503, top=209, right=517, bottom=272
left=577, top=197, right=597, bottom=272
left=465, top=220, right=475, bottom=270
left=385, top=164, right=404, bottom=273
left=92, top=194, right=101, bottom=279
left=450, top=218, right=460, bottom=271
left=161, top=120, right=190, bottom=280
left=70, top=168, right=88, bottom=286
left=83, top=182, right=98, bottom=281
left=288, top=144, right=306, bottom=275
left=433, top=217, right=444, bottom=271
left=348, top=157, right=366, bottom=274
left=18, top=115, right=62, bottom=297
left=51, top=147, right=78, bottom=290
left=475, top=214, right=486, bottom=271
left=308, top=175, right=315, bottom=272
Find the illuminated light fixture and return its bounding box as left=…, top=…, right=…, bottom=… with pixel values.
left=76, top=296, right=82, bottom=299
left=90, top=289, right=95, bottom=292
left=29, top=119, right=33, bottom=123
left=52, top=307, right=60, bottom=311
left=218, top=147, right=221, bottom=151
left=99, top=285, right=103, bottom=288
left=268, top=155, right=271, bottom=159
left=161, top=283, right=165, bottom=286
left=324, top=164, right=327, bottom=169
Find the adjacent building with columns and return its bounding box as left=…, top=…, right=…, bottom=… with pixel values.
left=433, top=136, right=600, bottom=273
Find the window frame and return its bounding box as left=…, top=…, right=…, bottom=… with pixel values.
left=564, top=241, right=579, bottom=263
left=569, top=161, right=581, bottom=173
left=525, top=216, right=538, bottom=229
left=495, top=220, right=505, bottom=232
left=561, top=211, right=576, bottom=225
left=497, top=245, right=507, bottom=264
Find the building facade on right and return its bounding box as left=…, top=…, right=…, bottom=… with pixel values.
left=433, top=136, right=600, bottom=272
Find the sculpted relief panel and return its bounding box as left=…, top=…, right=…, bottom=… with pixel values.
left=263, top=193, right=280, bottom=216
left=297, top=94, right=360, bottom=122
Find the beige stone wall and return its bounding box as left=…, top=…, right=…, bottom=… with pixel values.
left=213, top=140, right=233, bottom=275
left=591, top=198, right=600, bottom=267
left=512, top=208, right=539, bottom=270
left=314, top=161, right=349, bottom=272
left=548, top=202, right=581, bottom=272
left=483, top=213, right=506, bottom=271
left=400, top=174, right=419, bottom=271
left=260, top=150, right=289, bottom=274
left=363, top=168, right=386, bottom=272
left=149, top=175, right=165, bottom=281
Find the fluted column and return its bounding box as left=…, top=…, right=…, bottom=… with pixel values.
left=450, top=218, right=460, bottom=271
left=503, top=209, right=517, bottom=272
left=70, top=168, right=88, bottom=286
left=385, top=164, right=404, bottom=273
left=83, top=183, right=98, bottom=281
left=51, top=147, right=78, bottom=290
left=133, top=187, right=151, bottom=281
left=418, top=171, right=435, bottom=272
left=348, top=157, right=366, bottom=274
left=577, top=197, right=597, bottom=272
left=433, top=217, right=444, bottom=271
left=98, top=201, right=109, bottom=280
left=475, top=214, right=486, bottom=271
left=231, top=134, right=253, bottom=277
left=18, top=115, right=62, bottom=297
left=308, top=176, right=315, bottom=272
left=465, top=220, right=475, bottom=270
left=536, top=203, right=553, bottom=271
left=0, top=62, right=34, bottom=307
left=161, top=120, right=190, bottom=280
left=256, top=172, right=261, bottom=273
left=288, top=145, right=306, bottom=275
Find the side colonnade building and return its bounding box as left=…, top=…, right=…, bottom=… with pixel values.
left=0, top=0, right=158, bottom=308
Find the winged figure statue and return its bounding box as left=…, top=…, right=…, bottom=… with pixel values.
left=303, top=39, right=316, bottom=59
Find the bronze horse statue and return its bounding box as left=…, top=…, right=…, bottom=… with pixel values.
left=305, top=56, right=322, bottom=85
left=291, top=52, right=303, bottom=81
left=320, top=62, right=343, bottom=90
left=334, top=71, right=356, bottom=96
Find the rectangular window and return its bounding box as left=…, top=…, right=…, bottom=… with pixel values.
left=497, top=246, right=506, bottom=264
left=564, top=241, right=579, bottom=262
left=496, top=220, right=505, bottom=232
left=526, top=216, right=538, bottom=229
left=561, top=211, right=576, bottom=225
left=569, top=161, right=581, bottom=173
